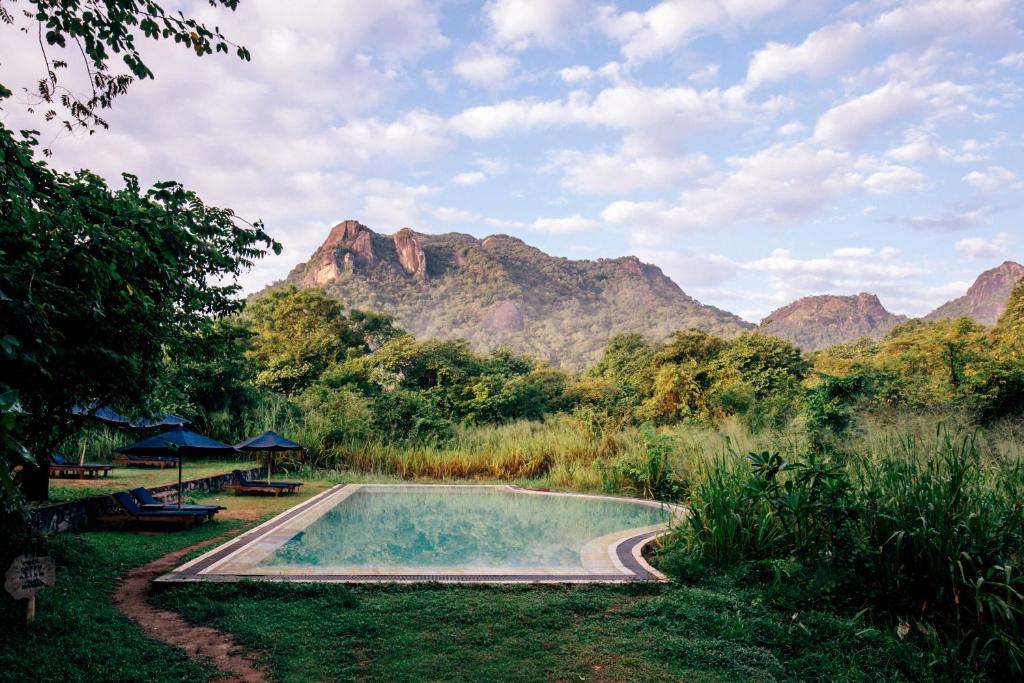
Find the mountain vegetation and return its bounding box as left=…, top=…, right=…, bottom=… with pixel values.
left=268, top=221, right=752, bottom=370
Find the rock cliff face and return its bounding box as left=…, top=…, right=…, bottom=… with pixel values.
left=271, top=220, right=752, bottom=369
left=758, top=293, right=906, bottom=350
left=393, top=228, right=428, bottom=280
left=925, top=261, right=1024, bottom=324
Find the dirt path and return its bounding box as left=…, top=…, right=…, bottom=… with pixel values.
left=113, top=531, right=269, bottom=683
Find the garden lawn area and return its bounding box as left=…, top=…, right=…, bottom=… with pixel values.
left=42, top=458, right=262, bottom=503
left=1, top=479, right=927, bottom=682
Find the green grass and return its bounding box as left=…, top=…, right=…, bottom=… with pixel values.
left=149, top=574, right=924, bottom=682
left=1, top=481, right=928, bottom=682
left=42, top=458, right=261, bottom=502
left=0, top=521, right=235, bottom=682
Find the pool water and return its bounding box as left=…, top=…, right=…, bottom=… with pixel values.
left=257, top=485, right=671, bottom=573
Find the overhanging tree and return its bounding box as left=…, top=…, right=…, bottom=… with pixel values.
left=0, top=0, right=266, bottom=510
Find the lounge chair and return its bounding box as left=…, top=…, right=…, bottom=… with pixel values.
left=49, top=453, right=115, bottom=479
left=97, top=492, right=216, bottom=527
left=130, top=487, right=225, bottom=512
left=223, top=469, right=303, bottom=496
left=113, top=452, right=180, bottom=469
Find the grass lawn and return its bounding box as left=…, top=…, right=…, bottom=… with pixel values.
left=2, top=480, right=927, bottom=682
left=42, top=458, right=262, bottom=503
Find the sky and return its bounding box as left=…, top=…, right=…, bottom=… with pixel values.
left=2, top=0, right=1022, bottom=322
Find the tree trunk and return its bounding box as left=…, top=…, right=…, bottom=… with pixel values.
left=20, top=459, right=50, bottom=502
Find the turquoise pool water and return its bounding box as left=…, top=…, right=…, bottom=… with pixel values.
left=257, top=486, right=671, bottom=572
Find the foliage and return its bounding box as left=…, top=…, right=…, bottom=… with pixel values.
left=667, top=430, right=1024, bottom=678
left=0, top=122, right=277, bottom=501
left=600, top=430, right=685, bottom=501
left=1, top=121, right=276, bottom=507
left=0, top=0, right=249, bottom=140
left=242, top=287, right=369, bottom=395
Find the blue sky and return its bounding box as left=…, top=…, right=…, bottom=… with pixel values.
left=4, top=0, right=1022, bottom=321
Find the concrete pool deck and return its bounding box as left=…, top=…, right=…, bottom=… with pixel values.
left=157, top=484, right=684, bottom=584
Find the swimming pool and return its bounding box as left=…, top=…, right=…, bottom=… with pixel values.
left=160, top=485, right=680, bottom=583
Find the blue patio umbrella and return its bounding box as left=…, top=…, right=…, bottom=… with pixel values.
left=116, top=428, right=238, bottom=508
left=128, top=413, right=192, bottom=429
left=70, top=404, right=132, bottom=427
left=234, top=431, right=303, bottom=482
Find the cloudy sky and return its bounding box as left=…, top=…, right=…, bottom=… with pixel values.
left=3, top=0, right=1022, bottom=321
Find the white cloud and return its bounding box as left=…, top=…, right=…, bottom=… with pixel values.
left=453, top=43, right=519, bottom=87
left=451, top=171, right=487, bottom=186
left=431, top=206, right=481, bottom=223
left=601, top=0, right=789, bottom=64
left=333, top=111, right=449, bottom=163
left=747, top=22, right=867, bottom=89
left=998, top=52, right=1024, bottom=68
left=475, top=158, right=509, bottom=176
left=547, top=148, right=713, bottom=194
left=814, top=82, right=922, bottom=149
left=863, top=164, right=925, bottom=194
left=963, top=166, right=1017, bottom=192
left=635, top=248, right=740, bottom=288
left=602, top=142, right=866, bottom=241
left=448, top=83, right=762, bottom=139
left=559, top=65, right=597, bottom=84
left=689, top=64, right=720, bottom=86
left=777, top=121, right=808, bottom=137
left=485, top=0, right=591, bottom=49
left=832, top=247, right=874, bottom=258
left=880, top=247, right=901, bottom=260
left=955, top=232, right=1010, bottom=258
left=529, top=214, right=599, bottom=232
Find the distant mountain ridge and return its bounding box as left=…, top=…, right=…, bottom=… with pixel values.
left=265, top=221, right=1021, bottom=361
left=272, top=221, right=752, bottom=369
left=924, top=261, right=1024, bottom=324
left=758, top=293, right=907, bottom=351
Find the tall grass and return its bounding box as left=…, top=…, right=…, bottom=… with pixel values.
left=665, top=425, right=1024, bottom=678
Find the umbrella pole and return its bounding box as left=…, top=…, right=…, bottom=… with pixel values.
left=178, top=456, right=183, bottom=510
left=267, top=453, right=272, bottom=483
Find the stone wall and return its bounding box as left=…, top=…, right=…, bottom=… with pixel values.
left=29, top=467, right=263, bottom=534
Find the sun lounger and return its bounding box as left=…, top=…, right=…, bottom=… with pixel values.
left=223, top=469, right=303, bottom=496
left=113, top=452, right=180, bottom=469
left=97, top=492, right=216, bottom=527
left=130, top=487, right=225, bottom=512
left=49, top=453, right=115, bottom=479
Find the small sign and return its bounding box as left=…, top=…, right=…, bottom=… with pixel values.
left=5, top=555, right=55, bottom=623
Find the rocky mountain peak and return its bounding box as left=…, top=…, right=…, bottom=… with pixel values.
left=758, top=292, right=906, bottom=350
left=926, top=260, right=1024, bottom=324
left=274, top=220, right=752, bottom=369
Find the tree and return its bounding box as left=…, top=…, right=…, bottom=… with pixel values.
left=243, top=287, right=363, bottom=395
left=0, top=0, right=249, bottom=146
left=0, top=124, right=278, bottom=500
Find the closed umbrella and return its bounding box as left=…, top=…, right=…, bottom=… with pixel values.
left=115, top=428, right=238, bottom=508
left=234, top=430, right=303, bottom=483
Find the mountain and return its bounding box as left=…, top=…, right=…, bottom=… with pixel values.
left=758, top=293, right=907, bottom=351
left=272, top=220, right=753, bottom=370
left=925, top=261, right=1024, bottom=324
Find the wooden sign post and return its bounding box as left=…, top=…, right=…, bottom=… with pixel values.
left=5, top=555, right=56, bottom=625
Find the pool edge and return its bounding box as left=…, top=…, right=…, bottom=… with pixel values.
left=156, top=484, right=679, bottom=585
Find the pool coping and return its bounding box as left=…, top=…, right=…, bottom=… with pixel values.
left=156, top=484, right=684, bottom=585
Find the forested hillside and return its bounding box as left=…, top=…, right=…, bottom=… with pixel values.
left=268, top=221, right=752, bottom=370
